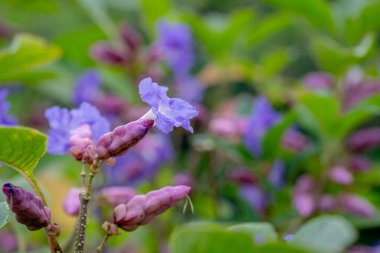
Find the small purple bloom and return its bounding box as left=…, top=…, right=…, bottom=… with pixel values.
left=45, top=102, right=110, bottom=155
left=63, top=188, right=81, bottom=216
left=174, top=75, right=204, bottom=103
left=72, top=70, right=101, bottom=106
left=139, top=77, right=198, bottom=134
left=156, top=20, right=194, bottom=75
left=244, top=96, right=281, bottom=156
left=329, top=166, right=353, bottom=185
left=239, top=185, right=266, bottom=213
left=303, top=72, right=333, bottom=90
left=268, top=159, right=285, bottom=188
left=0, top=89, right=17, bottom=125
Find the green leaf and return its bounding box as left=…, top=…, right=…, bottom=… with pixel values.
left=291, top=215, right=357, bottom=253
left=0, top=202, right=9, bottom=230
left=259, top=0, right=334, bottom=32
left=227, top=222, right=278, bottom=243
left=262, top=111, right=296, bottom=159
left=183, top=9, right=254, bottom=60
left=0, top=127, right=47, bottom=203
left=295, top=94, right=339, bottom=139
left=140, top=0, right=171, bottom=33
left=0, top=34, right=61, bottom=83
left=169, top=222, right=256, bottom=253
left=255, top=243, right=311, bottom=253
left=246, top=14, right=292, bottom=46
left=311, top=33, right=375, bottom=73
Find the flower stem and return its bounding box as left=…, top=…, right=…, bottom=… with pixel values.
left=74, top=161, right=99, bottom=253
left=94, top=234, right=110, bottom=253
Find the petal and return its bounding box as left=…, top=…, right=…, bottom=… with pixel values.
left=46, top=129, right=70, bottom=155
left=139, top=78, right=169, bottom=108
left=44, top=106, right=72, bottom=129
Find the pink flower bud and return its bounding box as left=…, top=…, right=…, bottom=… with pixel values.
left=90, top=42, right=127, bottom=65
left=63, top=188, right=81, bottom=216
left=281, top=130, right=310, bottom=153
left=97, top=118, right=154, bottom=160
left=119, top=23, right=141, bottom=53
left=346, top=127, right=380, bottom=152
left=293, top=176, right=317, bottom=217
left=318, top=194, right=337, bottom=212
left=69, top=124, right=97, bottom=163
left=229, top=168, right=256, bottom=185
left=172, top=173, right=195, bottom=188
left=113, top=186, right=191, bottom=231
left=338, top=194, right=377, bottom=218
left=100, top=186, right=136, bottom=207
left=348, top=155, right=372, bottom=172
left=2, top=183, right=51, bottom=231
left=329, top=166, right=353, bottom=185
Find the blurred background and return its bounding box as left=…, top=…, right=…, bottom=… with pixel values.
left=1, top=0, right=380, bottom=252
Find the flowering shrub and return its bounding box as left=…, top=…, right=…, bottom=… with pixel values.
left=2, top=1, right=380, bottom=253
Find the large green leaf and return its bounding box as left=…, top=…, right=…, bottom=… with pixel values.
left=140, top=0, right=171, bottom=34
left=291, top=215, right=357, bottom=253
left=227, top=222, right=278, bottom=243
left=0, top=127, right=47, bottom=203
left=255, top=243, right=311, bottom=253
left=169, top=222, right=256, bottom=253
left=0, top=202, right=9, bottom=230
left=0, top=34, right=61, bottom=83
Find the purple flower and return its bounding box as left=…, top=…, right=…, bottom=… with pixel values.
left=244, top=96, right=281, bottom=156
left=302, top=72, right=333, bottom=90
left=174, top=75, right=204, bottom=103
left=139, top=77, right=198, bottom=134
left=72, top=70, right=101, bottom=106
left=45, top=102, right=110, bottom=155
left=268, top=159, right=285, bottom=188
left=156, top=20, right=194, bottom=75
left=63, top=188, right=81, bottom=216
left=239, top=185, right=266, bottom=213
left=0, top=89, right=17, bottom=125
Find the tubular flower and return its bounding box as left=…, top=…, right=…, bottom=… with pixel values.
left=139, top=77, right=198, bottom=134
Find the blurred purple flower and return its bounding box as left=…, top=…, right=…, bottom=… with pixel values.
left=45, top=102, right=110, bottom=155
left=293, top=175, right=316, bottom=217
left=347, top=127, right=380, bottom=153
left=173, top=172, right=195, bottom=188
left=268, top=159, right=285, bottom=188
left=139, top=77, right=198, bottom=133
left=343, top=82, right=380, bottom=110
left=348, top=155, right=372, bottom=172
left=174, top=75, right=204, bottom=103
left=0, top=230, right=17, bottom=252
left=338, top=194, right=377, bottom=218
left=156, top=20, right=194, bottom=75
left=0, top=89, right=17, bottom=125
left=302, top=72, right=333, bottom=90
left=244, top=96, right=281, bottom=156
left=100, top=186, right=136, bottom=207
left=282, top=129, right=310, bottom=153
left=329, top=166, right=353, bottom=185
left=239, top=185, right=266, bottom=213
left=72, top=70, right=101, bottom=106
left=63, top=188, right=81, bottom=216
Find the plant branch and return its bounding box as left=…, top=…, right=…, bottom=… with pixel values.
left=94, top=234, right=110, bottom=253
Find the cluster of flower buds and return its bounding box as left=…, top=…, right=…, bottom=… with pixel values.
left=97, top=118, right=154, bottom=160
left=113, top=185, right=191, bottom=231
left=281, top=130, right=310, bottom=153
left=2, top=183, right=51, bottom=231
left=69, top=124, right=97, bottom=163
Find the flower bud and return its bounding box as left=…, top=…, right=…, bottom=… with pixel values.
left=329, top=166, right=353, bottom=185
left=281, top=130, right=310, bottom=153
left=97, top=118, right=154, bottom=160
left=2, top=183, right=51, bottom=231
left=63, top=188, right=81, bottom=216
left=90, top=42, right=127, bottom=65
left=69, top=124, right=97, bottom=163
left=348, top=155, right=372, bottom=172
left=292, top=176, right=316, bottom=217
left=99, top=186, right=136, bottom=207
left=318, top=194, right=337, bottom=212
left=102, top=221, right=120, bottom=235
left=119, top=23, right=141, bottom=53
left=338, top=194, right=377, bottom=218
left=346, top=127, right=380, bottom=152
left=113, top=185, right=191, bottom=231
